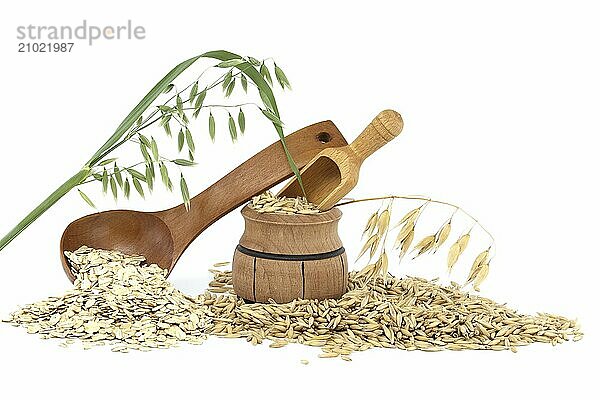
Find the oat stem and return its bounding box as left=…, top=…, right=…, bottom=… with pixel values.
left=0, top=169, right=91, bottom=252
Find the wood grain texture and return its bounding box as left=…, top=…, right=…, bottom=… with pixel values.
left=60, top=121, right=348, bottom=282
left=231, top=249, right=255, bottom=301
left=239, top=206, right=343, bottom=255
left=232, top=206, right=348, bottom=303
left=279, top=110, right=404, bottom=210
left=303, top=254, right=348, bottom=300
left=254, top=259, right=303, bottom=303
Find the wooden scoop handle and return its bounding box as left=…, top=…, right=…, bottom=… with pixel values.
left=349, top=110, right=404, bottom=162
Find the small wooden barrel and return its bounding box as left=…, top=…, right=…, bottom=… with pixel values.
left=232, top=205, right=348, bottom=303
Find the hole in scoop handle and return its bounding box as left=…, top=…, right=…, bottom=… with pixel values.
left=349, top=110, right=404, bottom=162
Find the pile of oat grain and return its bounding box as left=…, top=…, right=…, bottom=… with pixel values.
left=248, top=191, right=320, bottom=215
left=204, top=269, right=582, bottom=359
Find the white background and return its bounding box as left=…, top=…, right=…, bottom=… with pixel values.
left=0, top=1, right=598, bottom=398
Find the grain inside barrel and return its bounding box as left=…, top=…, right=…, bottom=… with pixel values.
left=232, top=205, right=348, bottom=303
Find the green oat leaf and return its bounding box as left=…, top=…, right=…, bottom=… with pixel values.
left=185, top=128, right=195, bottom=154
left=260, top=63, right=273, bottom=86
left=238, top=108, right=246, bottom=134
left=145, top=164, right=154, bottom=192
left=274, top=63, right=291, bottom=90
left=132, top=177, right=145, bottom=199
left=77, top=189, right=96, bottom=209
left=150, top=137, right=159, bottom=161
left=140, top=143, right=151, bottom=164
left=160, top=114, right=172, bottom=126
left=126, top=168, right=146, bottom=182
left=222, top=71, right=233, bottom=91
left=228, top=112, right=238, bottom=142
left=101, top=168, right=108, bottom=194
left=163, top=83, right=174, bottom=94
left=241, top=74, right=248, bottom=92
left=98, top=158, right=118, bottom=167
left=259, top=90, right=273, bottom=112
left=217, top=59, right=245, bottom=68
left=209, top=112, right=216, bottom=142
left=193, top=89, right=206, bottom=119
left=176, top=95, right=183, bottom=116
left=163, top=119, right=172, bottom=137
left=110, top=176, right=118, bottom=201
left=189, top=81, right=199, bottom=104
left=194, top=89, right=206, bottom=110
left=225, top=79, right=235, bottom=97
left=177, top=128, right=185, bottom=152
left=159, top=162, right=172, bottom=191
left=138, top=134, right=151, bottom=148
left=261, top=109, right=284, bottom=127
left=113, top=164, right=123, bottom=188
left=124, top=178, right=131, bottom=199
left=180, top=174, right=191, bottom=211
left=148, top=161, right=155, bottom=178
left=173, top=159, right=197, bottom=166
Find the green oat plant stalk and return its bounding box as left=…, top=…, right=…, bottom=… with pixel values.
left=337, top=195, right=496, bottom=291
left=0, top=50, right=303, bottom=252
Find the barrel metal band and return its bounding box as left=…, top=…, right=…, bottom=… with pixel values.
left=236, top=245, right=345, bottom=261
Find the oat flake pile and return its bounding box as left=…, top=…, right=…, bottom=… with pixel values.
left=3, top=247, right=209, bottom=352
left=3, top=246, right=582, bottom=357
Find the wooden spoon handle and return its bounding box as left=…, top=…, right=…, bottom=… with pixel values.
left=155, top=121, right=348, bottom=261
left=349, top=110, right=404, bottom=162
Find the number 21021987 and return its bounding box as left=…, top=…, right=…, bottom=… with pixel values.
left=18, top=42, right=74, bottom=53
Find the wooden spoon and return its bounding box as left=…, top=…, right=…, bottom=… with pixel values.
left=278, top=110, right=404, bottom=209
left=60, top=121, right=348, bottom=282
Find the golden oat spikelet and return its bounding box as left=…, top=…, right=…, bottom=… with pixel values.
left=399, top=230, right=414, bottom=262
left=376, top=209, right=391, bottom=237
left=369, top=235, right=381, bottom=260
left=377, top=251, right=389, bottom=278
left=356, top=234, right=378, bottom=262
left=392, top=206, right=422, bottom=230
left=362, top=211, right=379, bottom=239
left=432, top=220, right=452, bottom=253
left=356, top=262, right=376, bottom=280
left=393, top=222, right=414, bottom=249
left=412, top=234, right=436, bottom=258
left=447, top=233, right=470, bottom=272
left=466, top=248, right=490, bottom=285
left=473, top=263, right=490, bottom=291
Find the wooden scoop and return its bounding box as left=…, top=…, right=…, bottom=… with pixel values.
left=278, top=110, right=404, bottom=209
left=59, top=121, right=348, bottom=282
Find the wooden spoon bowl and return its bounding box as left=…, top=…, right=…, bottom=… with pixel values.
left=61, top=211, right=174, bottom=278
